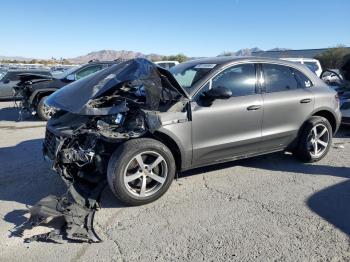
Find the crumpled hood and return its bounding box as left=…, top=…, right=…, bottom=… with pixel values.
left=46, top=58, right=187, bottom=115
left=16, top=73, right=53, bottom=88
left=18, top=73, right=53, bottom=82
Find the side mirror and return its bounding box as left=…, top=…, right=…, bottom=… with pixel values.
left=203, top=86, right=232, bottom=100
left=66, top=74, right=75, bottom=81
left=3, top=78, right=10, bottom=84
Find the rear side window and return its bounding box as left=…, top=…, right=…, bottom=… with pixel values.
left=291, top=68, right=312, bottom=88
left=211, top=63, right=257, bottom=97
left=262, top=64, right=298, bottom=92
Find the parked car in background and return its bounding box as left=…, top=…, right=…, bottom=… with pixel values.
left=0, top=69, right=51, bottom=100
left=320, top=68, right=350, bottom=125
left=154, top=60, right=179, bottom=69
left=15, top=60, right=120, bottom=120
left=321, top=69, right=343, bottom=84
left=280, top=58, right=323, bottom=77
left=340, top=99, right=350, bottom=125
left=43, top=57, right=340, bottom=206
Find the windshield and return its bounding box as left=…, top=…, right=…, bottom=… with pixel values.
left=52, top=66, right=80, bottom=79
left=170, top=63, right=216, bottom=92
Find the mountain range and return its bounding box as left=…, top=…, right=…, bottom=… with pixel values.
left=0, top=47, right=290, bottom=63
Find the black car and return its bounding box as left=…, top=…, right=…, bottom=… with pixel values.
left=0, top=69, right=51, bottom=100
left=15, top=60, right=120, bottom=120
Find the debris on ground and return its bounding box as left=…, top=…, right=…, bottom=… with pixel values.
left=10, top=181, right=106, bottom=243
left=333, top=142, right=346, bottom=149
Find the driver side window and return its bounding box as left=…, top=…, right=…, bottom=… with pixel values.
left=76, top=65, right=103, bottom=80
left=211, top=63, right=257, bottom=97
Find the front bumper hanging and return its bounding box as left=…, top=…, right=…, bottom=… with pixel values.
left=10, top=179, right=107, bottom=243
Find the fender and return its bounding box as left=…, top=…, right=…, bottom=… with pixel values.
left=308, top=106, right=341, bottom=129
left=29, top=88, right=58, bottom=105
left=154, top=124, right=193, bottom=171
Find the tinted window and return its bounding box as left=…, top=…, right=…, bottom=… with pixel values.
left=291, top=68, right=312, bottom=88
left=76, top=65, right=103, bottom=80
left=211, top=64, right=256, bottom=97
left=262, top=64, right=298, bottom=92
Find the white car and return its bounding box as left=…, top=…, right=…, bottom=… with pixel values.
left=280, top=58, right=323, bottom=77
left=154, top=60, right=179, bottom=69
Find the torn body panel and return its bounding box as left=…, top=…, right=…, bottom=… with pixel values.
left=11, top=194, right=102, bottom=243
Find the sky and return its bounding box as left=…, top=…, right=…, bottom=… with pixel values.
left=1, top=0, right=349, bottom=59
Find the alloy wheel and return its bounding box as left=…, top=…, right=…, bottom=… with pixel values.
left=42, top=102, right=56, bottom=119
left=123, top=151, right=168, bottom=197
left=307, top=123, right=330, bottom=158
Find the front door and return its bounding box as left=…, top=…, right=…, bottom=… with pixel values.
left=191, top=63, right=264, bottom=166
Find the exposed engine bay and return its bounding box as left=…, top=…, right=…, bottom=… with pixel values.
left=13, top=58, right=189, bottom=243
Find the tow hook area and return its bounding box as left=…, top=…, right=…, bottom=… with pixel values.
left=10, top=180, right=107, bottom=243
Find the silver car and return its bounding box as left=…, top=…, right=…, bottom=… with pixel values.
left=44, top=57, right=341, bottom=206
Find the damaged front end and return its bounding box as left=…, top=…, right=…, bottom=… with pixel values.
left=14, top=58, right=188, bottom=243
left=13, top=73, right=53, bottom=119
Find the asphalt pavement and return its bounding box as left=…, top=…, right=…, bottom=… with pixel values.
left=0, top=101, right=350, bottom=261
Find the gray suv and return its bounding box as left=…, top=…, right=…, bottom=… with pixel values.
left=43, top=57, right=341, bottom=206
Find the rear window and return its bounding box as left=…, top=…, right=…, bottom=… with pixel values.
left=304, top=62, right=319, bottom=74
left=36, top=71, right=51, bottom=76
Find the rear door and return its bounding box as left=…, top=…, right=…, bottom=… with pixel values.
left=191, top=63, right=264, bottom=166
left=259, top=63, right=315, bottom=150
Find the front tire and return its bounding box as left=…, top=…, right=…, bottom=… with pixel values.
left=37, top=96, right=55, bottom=121
left=107, top=138, right=176, bottom=206
left=294, top=116, right=332, bottom=162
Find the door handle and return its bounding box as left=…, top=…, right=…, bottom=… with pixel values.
left=247, top=105, right=262, bottom=111
left=300, top=98, right=312, bottom=104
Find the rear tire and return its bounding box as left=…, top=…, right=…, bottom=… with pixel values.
left=107, top=138, right=176, bottom=206
left=294, top=116, right=332, bottom=162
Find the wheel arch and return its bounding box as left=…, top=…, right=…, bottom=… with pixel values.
left=289, top=108, right=338, bottom=152
left=29, top=88, right=57, bottom=106
left=311, top=109, right=338, bottom=134
left=150, top=131, right=183, bottom=171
